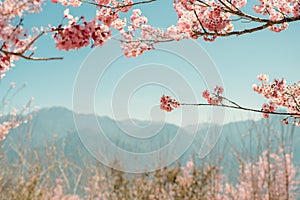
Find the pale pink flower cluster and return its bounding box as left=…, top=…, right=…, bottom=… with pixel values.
left=254, top=0, right=300, bottom=32
left=0, top=104, right=34, bottom=141
left=114, top=0, right=133, bottom=13
left=51, top=1, right=160, bottom=57
left=48, top=178, right=81, bottom=200
left=53, top=11, right=112, bottom=51
left=172, top=7, right=199, bottom=39
left=106, top=8, right=168, bottom=57
left=130, top=9, right=147, bottom=29
left=0, top=83, right=35, bottom=141
left=83, top=175, right=110, bottom=200
left=120, top=9, right=170, bottom=57
left=167, top=25, right=185, bottom=41
left=160, top=94, right=180, bottom=112
left=121, top=40, right=155, bottom=57
left=172, top=0, right=246, bottom=41
left=202, top=85, right=224, bottom=105
left=231, top=0, right=247, bottom=8
left=120, top=10, right=164, bottom=57
left=0, top=0, right=43, bottom=18
left=52, top=0, right=134, bottom=9
left=111, top=18, right=127, bottom=31
left=0, top=54, right=11, bottom=79
left=201, top=4, right=231, bottom=32
left=95, top=0, right=112, bottom=4
left=51, top=0, right=289, bottom=56
left=0, top=0, right=43, bottom=77
left=51, top=0, right=82, bottom=7
left=257, top=73, right=269, bottom=82
left=176, top=159, right=194, bottom=186
left=46, top=150, right=298, bottom=199
left=253, top=74, right=300, bottom=125
left=261, top=102, right=277, bottom=118
left=0, top=121, right=18, bottom=140
left=96, top=7, right=119, bottom=26
left=169, top=0, right=298, bottom=41
left=224, top=149, right=299, bottom=199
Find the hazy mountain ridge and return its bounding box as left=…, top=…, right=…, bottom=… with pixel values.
left=2, top=106, right=300, bottom=169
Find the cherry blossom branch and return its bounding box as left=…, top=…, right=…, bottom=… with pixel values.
left=160, top=75, right=300, bottom=127
left=114, top=10, right=300, bottom=53
left=0, top=0, right=43, bottom=17
left=117, top=37, right=174, bottom=43
left=167, top=0, right=300, bottom=42
left=284, top=93, right=300, bottom=112
left=161, top=94, right=300, bottom=117
left=195, top=0, right=210, bottom=8
left=192, top=16, right=300, bottom=38
left=0, top=1, right=66, bottom=78
left=179, top=102, right=300, bottom=117
left=0, top=82, right=35, bottom=141
left=0, top=49, right=63, bottom=61
left=0, top=29, right=63, bottom=61
left=49, top=0, right=300, bottom=56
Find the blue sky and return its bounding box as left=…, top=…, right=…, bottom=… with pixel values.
left=1, top=0, right=300, bottom=126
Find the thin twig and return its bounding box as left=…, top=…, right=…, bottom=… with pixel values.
left=79, top=0, right=156, bottom=8
left=195, top=0, right=210, bottom=7
left=193, top=10, right=208, bottom=34
left=220, top=96, right=242, bottom=108
left=1, top=28, right=63, bottom=61
left=180, top=102, right=300, bottom=117
left=284, top=93, right=300, bottom=112
left=0, top=49, right=63, bottom=60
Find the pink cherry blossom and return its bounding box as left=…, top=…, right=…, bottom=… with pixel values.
left=160, top=94, right=180, bottom=112
left=213, top=85, right=224, bottom=95
left=0, top=0, right=43, bottom=76
left=50, top=0, right=81, bottom=7
left=95, top=0, right=111, bottom=4
left=96, top=7, right=119, bottom=26
left=257, top=73, right=269, bottom=82
left=112, top=18, right=127, bottom=31
left=0, top=111, right=33, bottom=141
left=53, top=11, right=112, bottom=51
left=202, top=90, right=210, bottom=99
left=46, top=0, right=300, bottom=58
left=253, top=0, right=300, bottom=32
left=202, top=86, right=224, bottom=105
left=253, top=74, right=300, bottom=125
left=171, top=0, right=247, bottom=42
left=130, top=9, right=147, bottom=29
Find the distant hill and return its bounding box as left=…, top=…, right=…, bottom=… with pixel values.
left=2, top=106, right=300, bottom=172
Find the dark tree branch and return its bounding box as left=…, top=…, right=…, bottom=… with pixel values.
left=193, top=16, right=300, bottom=37
left=193, top=10, right=208, bottom=34
left=1, top=49, right=63, bottom=61
left=180, top=102, right=300, bottom=117
left=78, top=0, right=156, bottom=9
left=1, top=29, right=63, bottom=61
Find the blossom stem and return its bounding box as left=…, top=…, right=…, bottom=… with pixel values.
left=78, top=0, right=156, bottom=8
left=180, top=103, right=300, bottom=117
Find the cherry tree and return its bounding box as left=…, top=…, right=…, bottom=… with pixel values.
left=0, top=0, right=300, bottom=128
